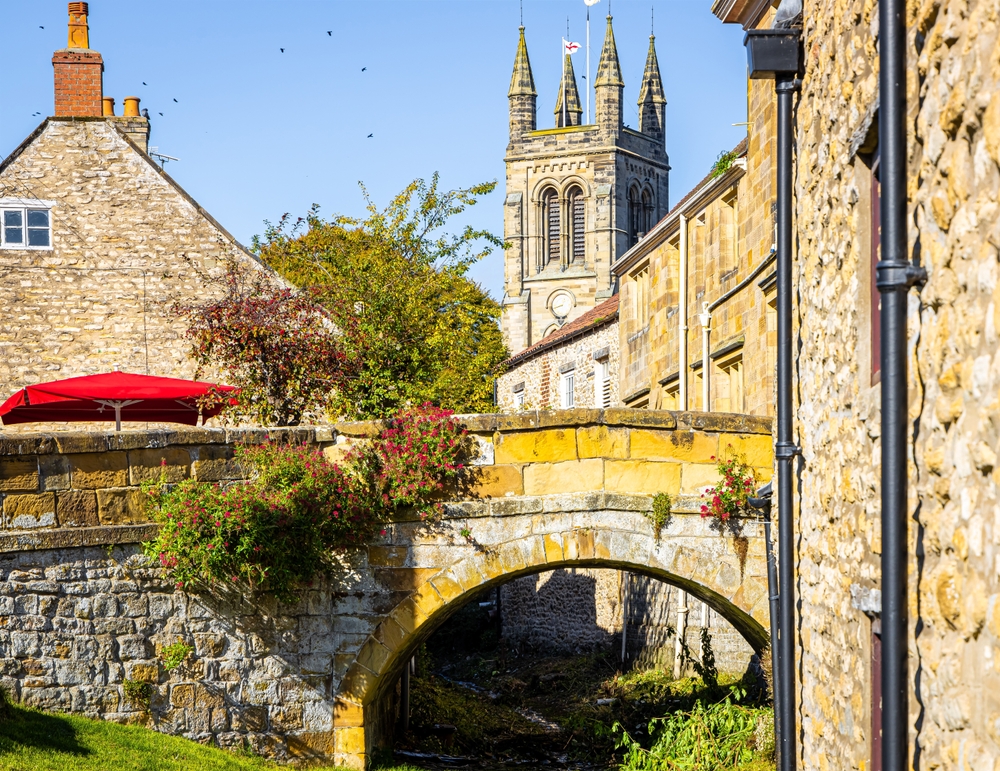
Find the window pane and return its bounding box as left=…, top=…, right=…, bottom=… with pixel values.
left=4, top=210, right=22, bottom=227
left=27, top=210, right=48, bottom=228
left=4, top=227, right=23, bottom=244
left=28, top=228, right=49, bottom=247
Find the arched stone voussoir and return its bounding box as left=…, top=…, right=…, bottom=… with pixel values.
left=342, top=525, right=769, bottom=716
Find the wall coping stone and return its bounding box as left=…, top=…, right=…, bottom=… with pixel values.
left=0, top=410, right=774, bottom=458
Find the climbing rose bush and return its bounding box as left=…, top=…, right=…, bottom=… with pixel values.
left=700, top=447, right=758, bottom=521
left=143, top=404, right=466, bottom=602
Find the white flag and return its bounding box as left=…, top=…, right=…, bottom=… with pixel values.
left=584, top=0, right=600, bottom=5
left=564, top=39, right=581, bottom=54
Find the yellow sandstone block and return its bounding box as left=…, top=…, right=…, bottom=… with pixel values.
left=429, top=572, right=465, bottom=604
left=543, top=533, right=564, bottom=563
left=70, top=452, right=128, bottom=489
left=355, top=639, right=390, bottom=676
left=681, top=463, right=722, bottom=494
left=0, top=459, right=39, bottom=492
left=630, top=430, right=719, bottom=463
left=576, top=426, right=628, bottom=459
left=462, top=465, right=523, bottom=498
left=574, top=529, right=595, bottom=559
left=494, top=429, right=577, bottom=464
left=604, top=461, right=680, bottom=495
left=719, top=433, right=774, bottom=468
left=333, top=698, right=364, bottom=727
left=335, top=726, right=366, bottom=755
left=410, top=583, right=445, bottom=620
left=523, top=458, right=603, bottom=496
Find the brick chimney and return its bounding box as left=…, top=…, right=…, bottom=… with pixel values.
left=52, top=2, right=104, bottom=117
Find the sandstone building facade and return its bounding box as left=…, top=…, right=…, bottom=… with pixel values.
left=0, top=3, right=274, bottom=428
left=713, top=0, right=1000, bottom=768
left=501, top=19, right=670, bottom=354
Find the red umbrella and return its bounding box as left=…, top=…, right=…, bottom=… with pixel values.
left=0, top=372, right=239, bottom=431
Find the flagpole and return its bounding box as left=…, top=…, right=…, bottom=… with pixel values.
left=562, top=40, right=567, bottom=128
left=586, top=7, right=590, bottom=124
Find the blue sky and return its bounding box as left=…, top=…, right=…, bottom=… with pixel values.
left=0, top=1, right=750, bottom=297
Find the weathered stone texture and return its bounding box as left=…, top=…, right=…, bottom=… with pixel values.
left=793, top=0, right=1000, bottom=768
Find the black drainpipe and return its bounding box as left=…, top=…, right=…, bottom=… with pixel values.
left=744, top=26, right=802, bottom=771
left=876, top=0, right=926, bottom=769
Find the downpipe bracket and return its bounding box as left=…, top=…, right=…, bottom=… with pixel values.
left=774, top=441, right=801, bottom=460
left=876, top=260, right=927, bottom=291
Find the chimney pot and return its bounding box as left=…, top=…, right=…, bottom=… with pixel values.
left=123, top=96, right=140, bottom=117
left=102, top=96, right=115, bottom=116
left=67, top=2, right=90, bottom=49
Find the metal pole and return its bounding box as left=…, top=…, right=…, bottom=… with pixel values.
left=699, top=303, right=712, bottom=411
left=775, top=71, right=799, bottom=771
left=749, top=483, right=780, bottom=756
left=876, top=0, right=925, bottom=768
left=679, top=214, right=689, bottom=410
left=586, top=7, right=591, bottom=125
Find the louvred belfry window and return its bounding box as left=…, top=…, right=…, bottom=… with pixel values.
left=570, top=189, right=585, bottom=262
left=543, top=189, right=560, bottom=263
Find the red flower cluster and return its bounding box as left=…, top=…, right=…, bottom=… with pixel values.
left=699, top=447, right=758, bottom=522
left=143, top=405, right=466, bottom=602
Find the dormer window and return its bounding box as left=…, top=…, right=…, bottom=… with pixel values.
left=0, top=203, right=52, bottom=249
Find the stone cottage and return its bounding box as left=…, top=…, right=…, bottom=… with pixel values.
left=0, top=2, right=276, bottom=424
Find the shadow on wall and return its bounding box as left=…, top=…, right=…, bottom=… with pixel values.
left=501, top=569, right=615, bottom=654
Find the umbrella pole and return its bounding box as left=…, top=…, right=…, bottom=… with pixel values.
left=115, top=404, right=121, bottom=432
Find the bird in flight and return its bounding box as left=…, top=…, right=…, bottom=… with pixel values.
left=280, top=48, right=285, bottom=53
left=39, top=25, right=44, bottom=29
left=173, top=98, right=178, bottom=103
left=327, top=31, right=332, bottom=36
left=143, top=82, right=147, bottom=86
left=362, top=67, right=367, bottom=72
left=367, top=133, right=373, bottom=138
left=158, top=112, right=164, bottom=117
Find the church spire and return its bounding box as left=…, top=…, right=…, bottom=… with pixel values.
left=508, top=26, right=537, bottom=139
left=638, top=34, right=667, bottom=143
left=554, top=53, right=583, bottom=127
left=594, top=15, right=623, bottom=135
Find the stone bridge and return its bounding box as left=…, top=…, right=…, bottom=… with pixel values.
left=0, top=409, right=772, bottom=767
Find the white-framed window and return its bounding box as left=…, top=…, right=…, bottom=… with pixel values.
left=595, top=358, right=611, bottom=408
left=0, top=200, right=53, bottom=249
left=513, top=383, right=525, bottom=408
left=560, top=370, right=575, bottom=409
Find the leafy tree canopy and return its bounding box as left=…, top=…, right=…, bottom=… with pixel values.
left=253, top=175, right=507, bottom=420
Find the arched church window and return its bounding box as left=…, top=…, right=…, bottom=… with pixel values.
left=628, top=185, right=642, bottom=247
left=642, top=188, right=654, bottom=235
left=542, top=188, right=560, bottom=263
left=569, top=187, right=585, bottom=263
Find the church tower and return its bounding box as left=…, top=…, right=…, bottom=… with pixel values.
left=502, top=18, right=670, bottom=354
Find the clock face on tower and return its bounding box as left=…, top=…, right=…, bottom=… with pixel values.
left=551, top=293, right=573, bottom=319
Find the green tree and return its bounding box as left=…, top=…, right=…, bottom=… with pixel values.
left=254, top=175, right=507, bottom=419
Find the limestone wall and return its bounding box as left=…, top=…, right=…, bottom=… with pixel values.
left=793, top=0, right=1000, bottom=768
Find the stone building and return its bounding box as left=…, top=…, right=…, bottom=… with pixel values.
left=0, top=3, right=275, bottom=426
left=501, top=19, right=670, bottom=354
left=495, top=295, right=619, bottom=411
left=713, top=0, right=1000, bottom=768
left=612, top=60, right=777, bottom=415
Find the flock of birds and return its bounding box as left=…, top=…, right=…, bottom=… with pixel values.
left=29, top=26, right=376, bottom=139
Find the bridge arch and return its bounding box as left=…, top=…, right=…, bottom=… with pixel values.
left=331, top=509, right=769, bottom=767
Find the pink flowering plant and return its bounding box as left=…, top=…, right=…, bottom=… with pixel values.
left=143, top=404, right=466, bottom=602
left=699, top=446, right=758, bottom=522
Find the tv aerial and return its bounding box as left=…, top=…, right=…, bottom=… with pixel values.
left=148, top=146, right=180, bottom=166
